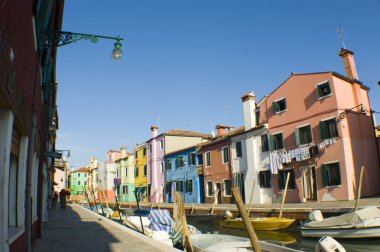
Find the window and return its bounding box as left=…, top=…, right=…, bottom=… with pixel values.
left=205, top=152, right=211, bottom=167
left=175, top=181, right=183, bottom=192
left=144, top=165, right=147, bottom=176
left=235, top=142, right=242, bottom=158
left=135, top=167, right=139, bottom=177
left=278, top=169, right=295, bottom=190
left=166, top=159, right=172, bottom=170
left=255, top=109, right=260, bottom=126
left=261, top=134, right=269, bottom=152
left=296, top=125, right=312, bottom=146
left=123, top=186, right=128, bottom=194
left=135, top=151, right=138, bottom=158
left=125, top=167, right=128, bottom=176
left=149, top=144, right=152, bottom=152
left=78, top=181, right=81, bottom=186
left=273, top=98, right=287, bottom=114
left=84, top=181, right=87, bottom=186
left=188, top=153, right=196, bottom=166
left=197, top=154, right=203, bottom=165
left=206, top=181, right=213, bottom=196
left=143, top=148, right=146, bottom=156
left=270, top=133, right=284, bottom=150
left=160, top=162, right=164, bottom=173
left=320, top=118, right=338, bottom=140
left=176, top=156, right=185, bottom=168
left=259, top=170, right=271, bottom=188
left=224, top=179, right=232, bottom=196
left=222, top=146, right=230, bottom=164
left=317, top=81, right=331, bottom=98
left=322, top=162, right=341, bottom=187
left=78, top=173, right=80, bottom=177
left=84, top=173, right=87, bottom=177
left=185, top=179, right=193, bottom=193
left=160, top=139, right=164, bottom=149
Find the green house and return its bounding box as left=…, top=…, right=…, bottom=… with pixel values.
left=70, top=167, right=89, bottom=195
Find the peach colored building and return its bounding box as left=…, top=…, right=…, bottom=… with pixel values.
left=257, top=48, right=380, bottom=203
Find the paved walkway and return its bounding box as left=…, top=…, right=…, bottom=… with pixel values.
left=33, top=205, right=179, bottom=252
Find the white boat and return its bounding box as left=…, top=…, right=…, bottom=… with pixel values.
left=301, top=206, right=380, bottom=238
left=190, top=233, right=303, bottom=252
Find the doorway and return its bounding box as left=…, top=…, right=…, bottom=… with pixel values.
left=215, top=183, right=222, bottom=204
left=301, top=166, right=317, bottom=201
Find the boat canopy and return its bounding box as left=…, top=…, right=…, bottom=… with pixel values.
left=148, top=209, right=174, bottom=233
left=304, top=206, right=380, bottom=228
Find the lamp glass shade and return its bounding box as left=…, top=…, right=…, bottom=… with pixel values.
left=111, top=41, right=123, bottom=60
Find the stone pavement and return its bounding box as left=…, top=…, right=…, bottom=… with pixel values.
left=33, top=204, right=179, bottom=252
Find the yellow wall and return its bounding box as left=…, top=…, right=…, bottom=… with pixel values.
left=134, top=147, right=148, bottom=202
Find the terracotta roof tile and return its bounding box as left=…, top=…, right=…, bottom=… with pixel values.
left=72, top=167, right=88, bottom=173
left=163, top=129, right=213, bottom=139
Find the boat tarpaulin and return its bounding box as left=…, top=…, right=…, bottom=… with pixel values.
left=148, top=209, right=174, bottom=233
left=304, top=206, right=380, bottom=228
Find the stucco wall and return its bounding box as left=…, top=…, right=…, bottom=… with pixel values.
left=165, top=136, right=203, bottom=154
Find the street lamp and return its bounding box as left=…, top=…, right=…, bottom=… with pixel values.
left=339, top=104, right=366, bottom=121
left=46, top=31, right=124, bottom=60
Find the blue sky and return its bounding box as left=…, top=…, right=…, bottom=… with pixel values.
left=56, top=0, right=380, bottom=169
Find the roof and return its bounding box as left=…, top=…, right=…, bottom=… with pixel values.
left=72, top=167, right=88, bottom=173
left=162, top=129, right=213, bottom=139
left=114, top=153, right=133, bottom=162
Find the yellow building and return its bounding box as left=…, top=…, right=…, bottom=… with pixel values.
left=133, top=143, right=149, bottom=202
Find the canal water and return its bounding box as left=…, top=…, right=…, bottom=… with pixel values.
left=186, top=215, right=380, bottom=252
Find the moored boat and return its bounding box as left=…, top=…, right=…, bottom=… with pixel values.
left=219, top=217, right=295, bottom=231
left=301, top=206, right=380, bottom=238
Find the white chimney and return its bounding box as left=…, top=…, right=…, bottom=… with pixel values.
left=120, top=146, right=127, bottom=158
left=151, top=125, right=158, bottom=138
left=241, top=91, right=256, bottom=130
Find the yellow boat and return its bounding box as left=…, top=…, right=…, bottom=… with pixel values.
left=219, top=217, right=295, bottom=231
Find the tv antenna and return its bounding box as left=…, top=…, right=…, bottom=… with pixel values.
left=338, top=25, right=346, bottom=49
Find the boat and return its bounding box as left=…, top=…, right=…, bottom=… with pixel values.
left=219, top=217, right=295, bottom=231
left=301, top=206, right=380, bottom=238
left=190, top=233, right=302, bottom=252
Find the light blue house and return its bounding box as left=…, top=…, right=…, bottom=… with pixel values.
left=165, top=146, right=205, bottom=203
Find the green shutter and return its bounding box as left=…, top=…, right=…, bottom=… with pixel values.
left=333, top=118, right=338, bottom=138
left=295, top=128, right=300, bottom=146
left=307, top=125, right=312, bottom=143
left=321, top=164, right=328, bottom=187
left=269, top=135, right=275, bottom=151
left=273, top=101, right=278, bottom=113
left=283, top=98, right=287, bottom=110
left=317, top=85, right=322, bottom=98
left=320, top=121, right=326, bottom=140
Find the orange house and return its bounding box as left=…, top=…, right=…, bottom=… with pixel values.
left=257, top=48, right=380, bottom=203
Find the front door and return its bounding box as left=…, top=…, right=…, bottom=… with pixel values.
left=301, top=166, right=317, bottom=201
left=215, top=183, right=222, bottom=204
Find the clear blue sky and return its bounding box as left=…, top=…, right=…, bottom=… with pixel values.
left=56, top=0, right=380, bottom=169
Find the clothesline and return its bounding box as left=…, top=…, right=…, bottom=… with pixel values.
left=270, top=138, right=338, bottom=174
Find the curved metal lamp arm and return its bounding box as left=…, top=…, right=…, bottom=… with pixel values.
left=46, top=31, right=123, bottom=47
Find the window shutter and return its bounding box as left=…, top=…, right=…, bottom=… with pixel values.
left=320, top=121, right=326, bottom=140
left=321, top=164, right=328, bottom=187
left=333, top=118, right=338, bottom=138
left=283, top=98, right=287, bottom=110
left=317, top=85, right=322, bottom=98
left=272, top=101, right=278, bottom=113
left=269, top=135, right=275, bottom=151
left=295, top=128, right=300, bottom=146
left=307, top=125, right=312, bottom=143
left=278, top=172, right=285, bottom=189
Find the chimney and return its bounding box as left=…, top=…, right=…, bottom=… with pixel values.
left=215, top=124, right=228, bottom=136
left=241, top=91, right=256, bottom=130
left=120, top=146, right=127, bottom=158
left=339, top=48, right=359, bottom=80
left=151, top=125, right=158, bottom=138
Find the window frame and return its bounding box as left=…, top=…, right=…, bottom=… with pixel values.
left=206, top=181, right=213, bottom=197
left=235, top=141, right=242, bottom=158
left=316, top=80, right=332, bottom=99
left=261, top=134, right=269, bottom=152
left=320, top=117, right=339, bottom=140
left=143, top=165, right=147, bottom=176
left=296, top=124, right=313, bottom=146
left=321, top=161, right=342, bottom=187
left=270, top=132, right=284, bottom=151
left=166, top=159, right=172, bottom=170
left=205, top=151, right=211, bottom=167
left=223, top=179, right=232, bottom=197
left=259, top=170, right=271, bottom=188
left=160, top=139, right=164, bottom=150
left=188, top=153, right=196, bottom=166
left=185, top=179, right=193, bottom=193
left=278, top=169, right=295, bottom=190
left=222, top=146, right=230, bottom=164
left=273, top=97, right=287, bottom=114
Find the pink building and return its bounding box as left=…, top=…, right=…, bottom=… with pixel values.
left=258, top=48, right=380, bottom=203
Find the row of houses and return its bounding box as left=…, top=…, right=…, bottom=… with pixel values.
left=76, top=47, right=380, bottom=206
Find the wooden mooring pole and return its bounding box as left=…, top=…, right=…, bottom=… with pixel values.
left=279, top=172, right=290, bottom=219
left=355, top=166, right=365, bottom=212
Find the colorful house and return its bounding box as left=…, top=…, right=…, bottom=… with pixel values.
left=165, top=146, right=205, bottom=203
left=70, top=167, right=89, bottom=195
left=256, top=48, right=380, bottom=203
left=134, top=143, right=149, bottom=202
left=147, top=127, right=212, bottom=203
left=117, top=147, right=135, bottom=202
left=199, top=125, right=237, bottom=204
left=98, top=150, right=120, bottom=201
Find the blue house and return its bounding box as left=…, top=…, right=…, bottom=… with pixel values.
left=165, top=146, right=205, bottom=203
